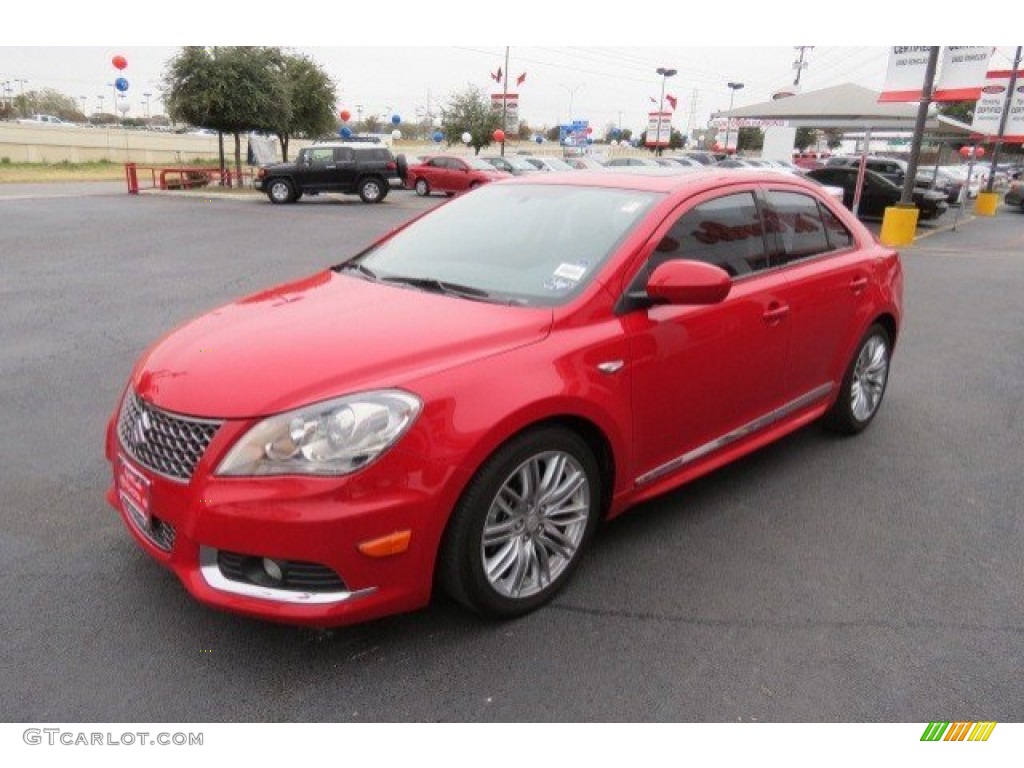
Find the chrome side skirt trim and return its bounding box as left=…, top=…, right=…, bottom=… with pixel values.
left=198, top=547, right=376, bottom=605
left=635, top=382, right=834, bottom=487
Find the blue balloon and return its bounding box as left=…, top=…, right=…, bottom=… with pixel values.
left=535, top=135, right=543, bottom=144
left=391, top=114, right=401, bottom=125
left=339, top=125, right=353, bottom=139
left=432, top=131, right=444, bottom=143
left=586, top=137, right=593, bottom=145
left=115, top=77, right=129, bottom=92
left=609, top=128, right=621, bottom=139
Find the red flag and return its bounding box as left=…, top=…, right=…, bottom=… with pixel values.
left=666, top=94, right=678, bottom=111
left=492, top=67, right=503, bottom=83
left=649, top=96, right=657, bottom=103
left=516, top=72, right=526, bottom=86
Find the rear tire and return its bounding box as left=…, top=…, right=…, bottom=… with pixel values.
left=358, top=177, right=386, bottom=204
left=825, top=323, right=892, bottom=435
left=414, top=178, right=430, bottom=197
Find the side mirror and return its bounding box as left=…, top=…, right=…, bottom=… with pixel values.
left=647, top=260, right=731, bottom=305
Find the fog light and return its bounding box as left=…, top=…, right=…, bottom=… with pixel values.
left=262, top=558, right=284, bottom=582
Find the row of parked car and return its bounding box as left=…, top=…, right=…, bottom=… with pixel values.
left=252, top=140, right=1019, bottom=221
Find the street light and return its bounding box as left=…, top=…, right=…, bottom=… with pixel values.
left=723, top=82, right=744, bottom=155
left=654, top=67, right=677, bottom=155
left=559, top=83, right=585, bottom=126
left=143, top=92, right=152, bottom=119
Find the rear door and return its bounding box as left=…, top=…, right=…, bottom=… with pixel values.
left=762, top=188, right=867, bottom=403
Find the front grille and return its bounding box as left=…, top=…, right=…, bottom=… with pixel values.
left=217, top=550, right=349, bottom=592
left=117, top=391, right=221, bottom=482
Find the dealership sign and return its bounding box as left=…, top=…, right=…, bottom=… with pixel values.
left=970, top=70, right=1024, bottom=142
left=491, top=93, right=519, bottom=133
left=645, top=112, right=672, bottom=147
left=711, top=118, right=789, bottom=129
left=879, top=46, right=993, bottom=102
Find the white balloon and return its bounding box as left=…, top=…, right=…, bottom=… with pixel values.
left=432, top=117, right=443, bottom=128
left=391, top=129, right=402, bottom=140
left=461, top=132, right=472, bottom=144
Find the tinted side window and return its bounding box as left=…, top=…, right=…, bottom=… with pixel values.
left=819, top=203, right=854, bottom=250
left=335, top=148, right=355, bottom=162
left=644, top=192, right=768, bottom=280
left=427, top=158, right=446, bottom=168
left=763, top=191, right=831, bottom=265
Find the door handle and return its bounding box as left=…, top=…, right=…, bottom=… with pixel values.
left=850, top=276, right=869, bottom=294
left=762, top=303, right=790, bottom=324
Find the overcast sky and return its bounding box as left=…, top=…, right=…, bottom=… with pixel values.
left=1, top=5, right=1019, bottom=134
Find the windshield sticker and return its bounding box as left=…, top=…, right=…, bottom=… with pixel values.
left=621, top=200, right=644, bottom=214
left=553, top=262, right=588, bottom=281
left=543, top=276, right=575, bottom=292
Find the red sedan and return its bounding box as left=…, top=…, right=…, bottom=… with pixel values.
left=407, top=154, right=510, bottom=196
left=106, top=170, right=902, bottom=627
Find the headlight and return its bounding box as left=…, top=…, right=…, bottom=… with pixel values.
left=216, top=390, right=422, bottom=477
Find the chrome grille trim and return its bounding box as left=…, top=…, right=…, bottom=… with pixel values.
left=117, top=391, right=222, bottom=483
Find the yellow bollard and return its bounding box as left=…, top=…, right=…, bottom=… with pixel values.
left=974, top=191, right=999, bottom=216
left=879, top=205, right=919, bottom=247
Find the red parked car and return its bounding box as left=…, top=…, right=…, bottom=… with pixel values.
left=106, top=170, right=902, bottom=628
left=407, top=154, right=510, bottom=196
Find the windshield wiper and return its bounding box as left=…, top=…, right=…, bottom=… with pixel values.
left=379, top=275, right=495, bottom=302
left=338, top=262, right=378, bottom=280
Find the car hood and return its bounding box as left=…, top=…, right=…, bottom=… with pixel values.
left=132, top=271, right=552, bottom=419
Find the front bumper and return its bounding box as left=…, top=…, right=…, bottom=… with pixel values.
left=105, top=409, right=463, bottom=628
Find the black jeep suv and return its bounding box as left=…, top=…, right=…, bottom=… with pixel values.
left=254, top=142, right=406, bottom=204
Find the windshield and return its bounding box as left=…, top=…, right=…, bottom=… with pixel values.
left=465, top=157, right=498, bottom=171
left=343, top=184, right=661, bottom=306
left=543, top=158, right=574, bottom=171
left=507, top=157, right=537, bottom=171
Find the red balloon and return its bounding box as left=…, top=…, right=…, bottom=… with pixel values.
left=112, top=55, right=127, bottom=70
left=586, top=126, right=593, bottom=134
left=974, top=147, right=986, bottom=158
left=339, top=110, right=351, bottom=122
left=959, top=146, right=971, bottom=158
left=493, top=129, right=506, bottom=142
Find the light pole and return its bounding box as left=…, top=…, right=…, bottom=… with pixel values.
left=78, top=95, right=87, bottom=119
left=97, top=94, right=105, bottom=116
left=15, top=78, right=27, bottom=116
left=559, top=83, right=585, bottom=125
left=654, top=67, right=677, bottom=155
left=724, top=82, right=744, bottom=155
left=143, top=92, right=152, bottom=119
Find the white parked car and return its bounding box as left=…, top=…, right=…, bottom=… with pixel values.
left=17, top=114, right=67, bottom=126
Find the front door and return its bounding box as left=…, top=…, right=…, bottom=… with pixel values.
left=622, top=188, right=792, bottom=486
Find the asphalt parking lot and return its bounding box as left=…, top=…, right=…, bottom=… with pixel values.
left=2, top=185, right=1022, bottom=723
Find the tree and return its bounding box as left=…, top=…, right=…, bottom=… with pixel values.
left=163, top=46, right=287, bottom=179
left=359, top=114, right=383, bottom=134
left=269, top=53, right=336, bottom=162
left=15, top=88, right=79, bottom=120
left=939, top=100, right=975, bottom=124
left=545, top=125, right=561, bottom=142
left=441, top=85, right=501, bottom=155
left=795, top=127, right=818, bottom=151
left=737, top=127, right=763, bottom=152
left=517, top=120, right=533, bottom=141
left=823, top=129, right=843, bottom=150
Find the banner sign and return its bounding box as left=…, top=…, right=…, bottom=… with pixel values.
left=645, top=112, right=672, bottom=147
left=879, top=46, right=933, bottom=102
left=880, top=46, right=994, bottom=102
left=934, top=47, right=994, bottom=101
left=490, top=93, right=519, bottom=134
left=970, top=70, right=1024, bottom=142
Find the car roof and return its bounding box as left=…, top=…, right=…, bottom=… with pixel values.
left=498, top=168, right=827, bottom=194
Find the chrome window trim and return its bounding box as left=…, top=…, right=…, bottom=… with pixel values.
left=636, top=382, right=834, bottom=487
left=198, top=547, right=376, bottom=605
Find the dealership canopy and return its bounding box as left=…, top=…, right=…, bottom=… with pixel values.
left=714, top=83, right=974, bottom=135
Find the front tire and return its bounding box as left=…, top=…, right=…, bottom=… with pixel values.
left=825, top=323, right=892, bottom=434
left=439, top=426, right=601, bottom=619
left=267, top=179, right=295, bottom=204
